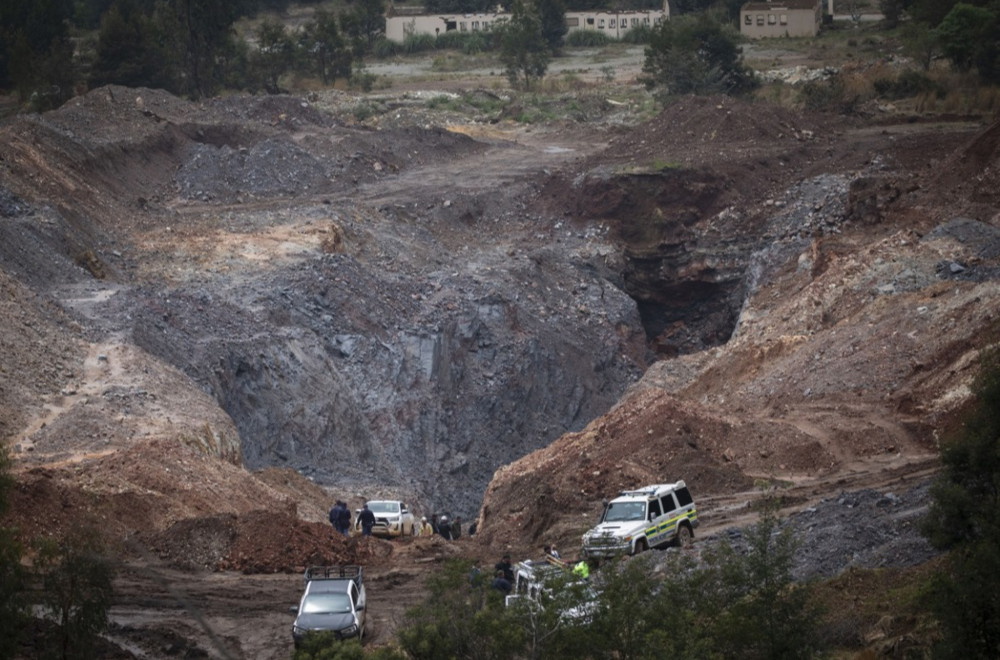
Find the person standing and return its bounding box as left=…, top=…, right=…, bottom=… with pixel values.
left=451, top=516, right=463, bottom=539
left=358, top=502, right=376, bottom=536
left=491, top=569, right=512, bottom=595
left=495, top=553, right=514, bottom=582
left=328, top=501, right=342, bottom=531
left=438, top=515, right=452, bottom=540
left=337, top=501, right=352, bottom=536
left=417, top=516, right=433, bottom=536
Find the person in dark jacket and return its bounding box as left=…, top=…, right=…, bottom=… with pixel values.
left=495, top=554, right=514, bottom=582
left=358, top=503, right=376, bottom=536
left=328, top=501, right=342, bottom=530
left=491, top=569, right=512, bottom=595
left=336, top=501, right=351, bottom=536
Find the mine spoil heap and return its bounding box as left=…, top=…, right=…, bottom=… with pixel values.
left=1, top=83, right=999, bottom=656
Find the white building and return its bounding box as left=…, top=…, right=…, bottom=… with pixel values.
left=385, top=2, right=670, bottom=43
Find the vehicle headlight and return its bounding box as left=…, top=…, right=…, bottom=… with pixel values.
left=340, top=623, right=359, bottom=636
left=292, top=624, right=305, bottom=635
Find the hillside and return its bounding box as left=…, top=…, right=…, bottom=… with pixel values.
left=1, top=50, right=999, bottom=656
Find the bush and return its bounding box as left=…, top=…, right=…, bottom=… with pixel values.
left=564, top=30, right=610, bottom=47
left=872, top=70, right=941, bottom=100
left=373, top=37, right=401, bottom=58
left=800, top=75, right=859, bottom=114
left=922, top=345, right=1000, bottom=657
left=620, top=23, right=654, bottom=44
left=401, top=33, right=437, bottom=54
left=0, top=445, right=27, bottom=657
left=435, top=31, right=496, bottom=53
left=33, top=528, right=115, bottom=660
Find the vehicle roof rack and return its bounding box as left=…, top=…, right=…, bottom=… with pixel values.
left=304, top=565, right=363, bottom=582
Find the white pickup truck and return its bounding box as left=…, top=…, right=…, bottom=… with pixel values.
left=581, top=481, right=698, bottom=559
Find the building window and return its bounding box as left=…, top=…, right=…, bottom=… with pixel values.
left=780, top=14, right=788, bottom=25
left=598, top=18, right=605, bottom=28
left=460, top=21, right=467, bottom=31
left=586, top=17, right=594, bottom=25
left=768, top=13, right=776, bottom=24
left=643, top=16, right=650, bottom=24
left=472, top=20, right=479, bottom=29
left=566, top=16, right=579, bottom=26
left=632, top=17, right=639, bottom=26
left=610, top=18, right=616, bottom=28
left=756, top=14, right=764, bottom=25
left=744, top=14, right=752, bottom=25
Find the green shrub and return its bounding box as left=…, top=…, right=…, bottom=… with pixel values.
left=435, top=31, right=496, bottom=53
left=401, top=33, right=437, bottom=54
left=800, top=75, right=858, bottom=114
left=33, top=528, right=115, bottom=660
left=373, top=37, right=400, bottom=58
left=565, top=30, right=611, bottom=47
left=620, top=23, right=654, bottom=44
left=872, top=70, right=941, bottom=100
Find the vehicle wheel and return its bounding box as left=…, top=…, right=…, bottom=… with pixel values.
left=410, top=522, right=417, bottom=536
left=676, top=524, right=694, bottom=548
left=633, top=538, right=648, bottom=555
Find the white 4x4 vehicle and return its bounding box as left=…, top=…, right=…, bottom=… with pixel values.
left=582, top=481, right=698, bottom=559
left=354, top=500, right=416, bottom=537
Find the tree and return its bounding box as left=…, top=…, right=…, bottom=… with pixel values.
left=497, top=0, right=550, bottom=90
left=90, top=0, right=176, bottom=90
left=0, top=444, right=28, bottom=659
left=341, top=0, right=386, bottom=54
left=249, top=19, right=295, bottom=93
left=152, top=0, right=245, bottom=98
left=879, top=0, right=905, bottom=28
left=710, top=503, right=820, bottom=660
left=537, top=0, right=568, bottom=53
left=909, top=0, right=961, bottom=26
left=34, top=528, right=115, bottom=660
left=398, top=559, right=524, bottom=660
left=935, top=3, right=1000, bottom=83
left=641, top=12, right=756, bottom=96
left=922, top=346, right=1000, bottom=657
left=901, top=19, right=939, bottom=71
left=0, top=0, right=76, bottom=109
left=300, top=10, right=353, bottom=85
left=425, top=0, right=492, bottom=11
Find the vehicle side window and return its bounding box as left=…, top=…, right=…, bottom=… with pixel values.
left=675, top=487, right=693, bottom=507
left=647, top=499, right=662, bottom=520
left=661, top=494, right=678, bottom=513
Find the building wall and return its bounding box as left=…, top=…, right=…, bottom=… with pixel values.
left=739, top=3, right=821, bottom=39
left=385, top=4, right=669, bottom=43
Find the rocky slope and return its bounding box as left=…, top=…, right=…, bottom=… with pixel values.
left=3, top=81, right=997, bottom=554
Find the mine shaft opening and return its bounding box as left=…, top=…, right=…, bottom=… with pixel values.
left=633, top=280, right=742, bottom=357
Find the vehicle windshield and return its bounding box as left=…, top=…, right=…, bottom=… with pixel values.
left=301, top=593, right=352, bottom=614
left=368, top=501, right=400, bottom=514
left=602, top=501, right=646, bottom=522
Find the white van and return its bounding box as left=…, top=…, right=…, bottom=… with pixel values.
left=581, top=481, right=698, bottom=559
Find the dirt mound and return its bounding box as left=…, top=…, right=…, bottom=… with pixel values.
left=145, top=510, right=393, bottom=572
left=605, top=94, right=832, bottom=169
left=476, top=388, right=756, bottom=558
left=924, top=119, right=1000, bottom=216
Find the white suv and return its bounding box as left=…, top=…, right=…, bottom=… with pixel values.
left=581, top=481, right=698, bottom=559
left=355, top=500, right=416, bottom=537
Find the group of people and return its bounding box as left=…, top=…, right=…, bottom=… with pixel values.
left=328, top=501, right=377, bottom=536
left=328, top=501, right=472, bottom=539
left=488, top=544, right=591, bottom=595
left=328, top=500, right=352, bottom=536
